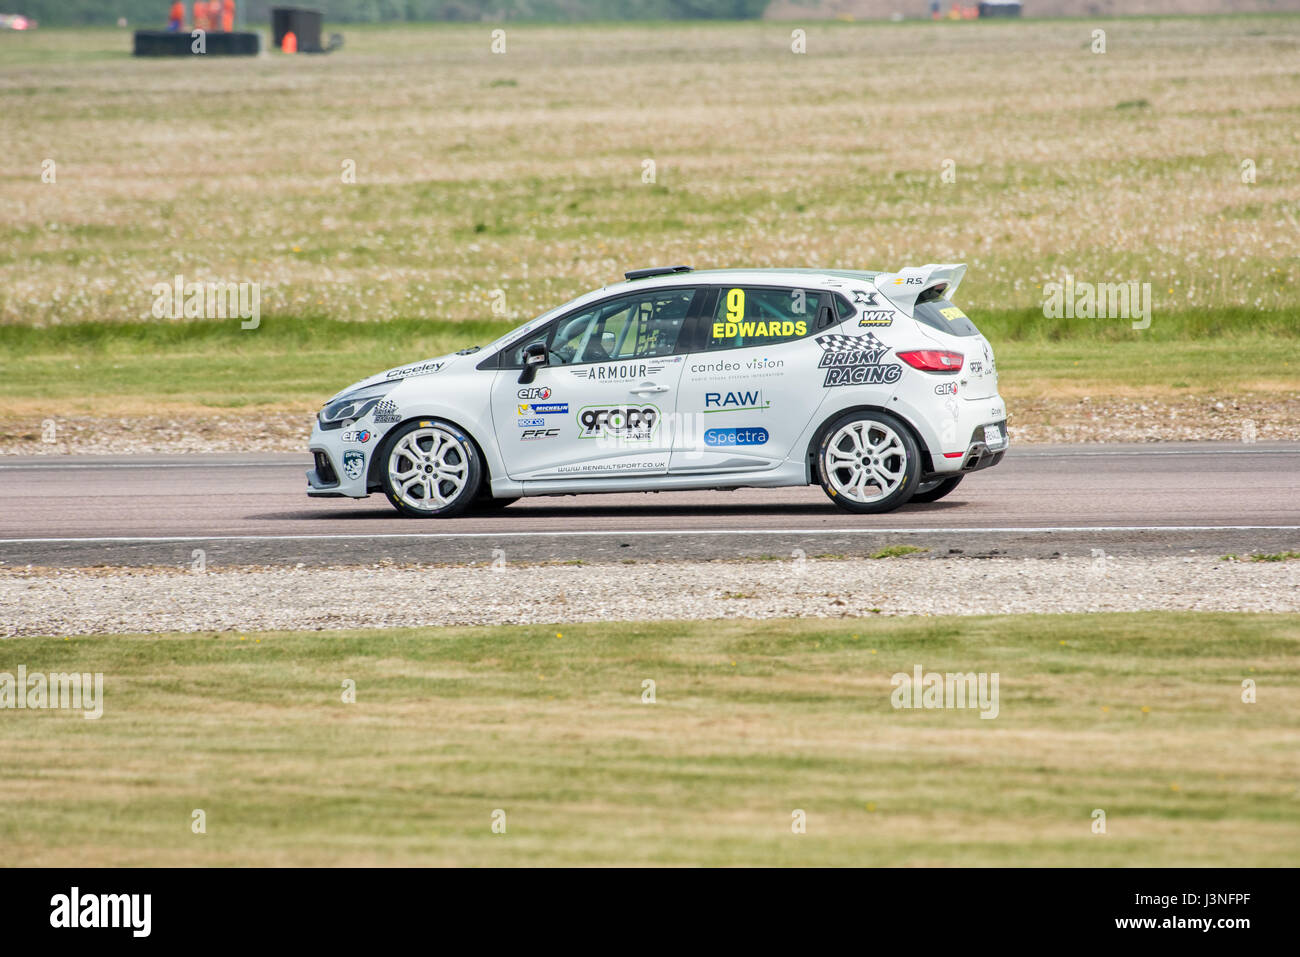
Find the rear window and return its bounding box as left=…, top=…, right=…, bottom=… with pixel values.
left=912, top=299, right=982, bottom=337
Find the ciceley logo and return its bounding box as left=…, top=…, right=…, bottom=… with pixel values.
left=386, top=360, right=444, bottom=379
left=50, top=887, right=151, bottom=937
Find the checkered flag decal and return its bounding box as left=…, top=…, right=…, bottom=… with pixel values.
left=816, top=332, right=886, bottom=353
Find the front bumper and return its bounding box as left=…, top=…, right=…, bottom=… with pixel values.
left=307, top=422, right=373, bottom=499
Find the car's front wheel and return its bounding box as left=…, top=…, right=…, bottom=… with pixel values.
left=381, top=419, right=482, bottom=518
left=816, top=411, right=921, bottom=513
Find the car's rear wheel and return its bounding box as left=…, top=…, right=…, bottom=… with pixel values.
left=381, top=420, right=481, bottom=518
left=909, top=475, right=963, bottom=503
left=816, top=411, right=921, bottom=513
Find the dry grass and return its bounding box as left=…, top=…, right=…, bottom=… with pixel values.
left=1, top=613, right=1297, bottom=865
left=2, top=18, right=1298, bottom=328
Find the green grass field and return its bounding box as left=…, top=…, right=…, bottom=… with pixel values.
left=3, top=613, right=1296, bottom=866
left=2, top=18, right=1299, bottom=420
left=1, top=314, right=1294, bottom=421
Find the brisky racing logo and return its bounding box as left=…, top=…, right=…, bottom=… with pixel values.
left=815, top=333, right=902, bottom=388
left=578, top=405, right=660, bottom=442
left=372, top=399, right=400, bottom=424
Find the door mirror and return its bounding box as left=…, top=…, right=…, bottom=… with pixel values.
left=517, top=341, right=548, bottom=384
left=816, top=302, right=836, bottom=329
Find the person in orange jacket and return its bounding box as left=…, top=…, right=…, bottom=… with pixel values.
left=221, top=0, right=234, bottom=32
left=194, top=0, right=209, bottom=31
left=167, top=0, right=184, bottom=30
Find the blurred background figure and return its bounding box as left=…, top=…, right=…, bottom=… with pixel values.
left=220, top=0, right=233, bottom=32
left=166, top=0, right=184, bottom=30
left=193, top=0, right=210, bottom=31
left=930, top=1, right=941, bottom=19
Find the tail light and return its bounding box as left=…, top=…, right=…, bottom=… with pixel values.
left=897, top=349, right=964, bottom=373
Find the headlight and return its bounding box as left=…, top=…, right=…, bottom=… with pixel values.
left=318, top=385, right=391, bottom=429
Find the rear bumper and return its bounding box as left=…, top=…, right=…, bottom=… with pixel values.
left=925, top=418, right=1007, bottom=478
left=958, top=439, right=1005, bottom=473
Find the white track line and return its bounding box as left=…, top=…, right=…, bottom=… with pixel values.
left=1, top=447, right=1298, bottom=471
left=0, top=462, right=294, bottom=470
left=2, top=525, right=1298, bottom=545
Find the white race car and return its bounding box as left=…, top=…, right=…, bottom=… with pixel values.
left=308, top=264, right=1007, bottom=517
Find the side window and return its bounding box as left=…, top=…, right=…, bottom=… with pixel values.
left=703, top=286, right=823, bottom=351
left=505, top=288, right=695, bottom=367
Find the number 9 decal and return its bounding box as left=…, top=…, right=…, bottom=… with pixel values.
left=726, top=288, right=745, bottom=322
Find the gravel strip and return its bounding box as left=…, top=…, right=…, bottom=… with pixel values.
left=3, top=393, right=1297, bottom=455
left=2, top=557, right=1297, bottom=637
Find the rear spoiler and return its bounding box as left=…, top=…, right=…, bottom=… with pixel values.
left=872, top=263, right=967, bottom=314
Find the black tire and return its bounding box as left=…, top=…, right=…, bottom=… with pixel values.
left=909, top=475, right=963, bottom=504
left=815, top=409, right=922, bottom=514
left=473, top=495, right=520, bottom=511
left=379, top=419, right=482, bottom=518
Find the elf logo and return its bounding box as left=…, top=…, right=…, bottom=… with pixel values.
left=50, top=887, right=151, bottom=937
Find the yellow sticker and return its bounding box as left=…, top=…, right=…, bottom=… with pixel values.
left=711, top=320, right=806, bottom=339
left=939, top=306, right=966, bottom=321
left=725, top=288, right=745, bottom=322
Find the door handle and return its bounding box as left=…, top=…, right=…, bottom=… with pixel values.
left=629, top=384, right=670, bottom=394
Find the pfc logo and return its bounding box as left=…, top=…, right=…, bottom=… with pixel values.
left=578, top=405, right=659, bottom=440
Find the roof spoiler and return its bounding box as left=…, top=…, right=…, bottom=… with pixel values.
left=872, top=263, right=967, bottom=314
left=624, top=265, right=693, bottom=281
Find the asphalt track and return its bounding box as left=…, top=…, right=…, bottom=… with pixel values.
left=0, top=443, right=1297, bottom=567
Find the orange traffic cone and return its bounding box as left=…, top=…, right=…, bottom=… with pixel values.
left=282, top=30, right=297, bottom=53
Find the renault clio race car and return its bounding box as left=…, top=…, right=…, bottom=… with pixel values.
left=307, top=264, right=1007, bottom=517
